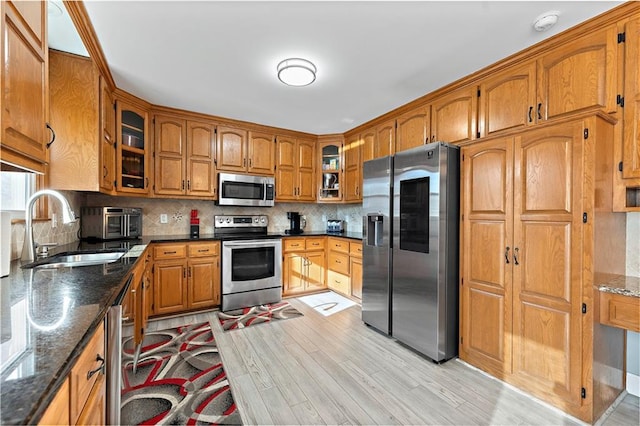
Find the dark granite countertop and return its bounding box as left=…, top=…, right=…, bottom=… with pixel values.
left=0, top=231, right=363, bottom=424
left=0, top=240, right=142, bottom=425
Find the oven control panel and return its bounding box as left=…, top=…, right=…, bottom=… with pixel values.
left=214, top=215, right=269, bottom=228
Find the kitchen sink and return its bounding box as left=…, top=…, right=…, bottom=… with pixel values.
left=22, top=251, right=126, bottom=269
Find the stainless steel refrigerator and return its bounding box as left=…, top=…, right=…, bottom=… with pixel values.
left=362, top=142, right=459, bottom=362
left=362, top=156, right=393, bottom=335
left=393, top=142, right=459, bottom=362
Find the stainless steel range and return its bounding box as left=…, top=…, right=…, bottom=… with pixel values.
left=215, top=215, right=282, bottom=311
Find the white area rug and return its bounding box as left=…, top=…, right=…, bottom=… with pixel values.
left=297, top=291, right=357, bottom=316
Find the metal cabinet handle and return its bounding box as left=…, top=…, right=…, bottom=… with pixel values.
left=183, top=268, right=186, bottom=279
left=197, top=249, right=209, bottom=253
left=528, top=106, right=533, bottom=123
left=103, top=165, right=108, bottom=178
left=505, top=246, right=510, bottom=264
left=182, top=180, right=185, bottom=190
left=164, top=251, right=177, bottom=255
left=46, top=123, right=56, bottom=148
left=514, top=247, right=520, bottom=265
left=537, top=103, right=542, bottom=120
left=187, top=180, right=190, bottom=191
left=249, top=158, right=252, bottom=168
left=145, top=177, right=149, bottom=188
left=87, top=354, right=105, bottom=380
left=243, top=158, right=247, bottom=167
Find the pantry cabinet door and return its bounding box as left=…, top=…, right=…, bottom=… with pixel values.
left=511, top=122, right=584, bottom=407
left=623, top=17, right=640, bottom=179
left=460, top=136, right=513, bottom=377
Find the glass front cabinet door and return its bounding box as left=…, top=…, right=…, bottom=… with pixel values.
left=318, top=139, right=343, bottom=202
left=116, top=101, right=150, bottom=194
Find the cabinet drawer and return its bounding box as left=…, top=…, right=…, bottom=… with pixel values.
left=284, top=238, right=305, bottom=252
left=188, top=242, right=219, bottom=257
left=600, top=292, right=640, bottom=332
left=305, top=238, right=326, bottom=251
left=349, top=242, right=362, bottom=257
left=70, top=325, right=105, bottom=424
left=328, top=237, right=349, bottom=253
left=154, top=244, right=187, bottom=260
left=328, top=251, right=349, bottom=275
left=327, top=270, right=350, bottom=295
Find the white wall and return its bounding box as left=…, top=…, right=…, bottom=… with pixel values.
left=626, top=212, right=640, bottom=396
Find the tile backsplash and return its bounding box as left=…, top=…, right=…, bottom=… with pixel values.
left=82, top=193, right=363, bottom=236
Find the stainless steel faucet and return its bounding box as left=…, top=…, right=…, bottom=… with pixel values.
left=21, top=189, right=77, bottom=262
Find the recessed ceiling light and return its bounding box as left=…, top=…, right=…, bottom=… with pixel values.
left=533, top=11, right=560, bottom=32
left=277, top=58, right=317, bottom=87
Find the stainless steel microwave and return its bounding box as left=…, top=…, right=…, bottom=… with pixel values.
left=217, top=173, right=275, bottom=207
left=80, top=207, right=143, bottom=240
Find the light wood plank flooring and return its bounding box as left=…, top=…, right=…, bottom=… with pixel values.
left=145, top=295, right=640, bottom=425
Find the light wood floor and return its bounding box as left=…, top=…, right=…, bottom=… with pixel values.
left=146, top=295, right=640, bottom=426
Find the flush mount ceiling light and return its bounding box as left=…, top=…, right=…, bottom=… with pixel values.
left=533, top=10, right=560, bottom=32
left=277, top=58, right=317, bottom=87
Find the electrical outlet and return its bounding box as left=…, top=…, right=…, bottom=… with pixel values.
left=160, top=214, right=168, bottom=224
left=51, top=213, right=57, bottom=228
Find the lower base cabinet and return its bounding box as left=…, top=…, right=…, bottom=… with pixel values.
left=283, top=237, right=326, bottom=296
left=326, top=238, right=362, bottom=300
left=39, top=324, right=106, bottom=425
left=153, top=242, right=220, bottom=316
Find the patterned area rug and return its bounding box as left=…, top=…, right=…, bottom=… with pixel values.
left=217, top=301, right=303, bottom=331
left=121, top=322, right=241, bottom=425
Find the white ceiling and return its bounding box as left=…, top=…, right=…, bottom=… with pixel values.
left=61, top=1, right=625, bottom=135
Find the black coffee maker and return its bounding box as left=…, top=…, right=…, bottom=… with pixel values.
left=285, top=211, right=303, bottom=235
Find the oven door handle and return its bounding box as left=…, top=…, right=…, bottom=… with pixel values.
left=224, top=240, right=280, bottom=248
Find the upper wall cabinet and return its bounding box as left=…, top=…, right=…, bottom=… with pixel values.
left=215, top=126, right=275, bottom=175
left=360, top=127, right=376, bottom=163
left=622, top=17, right=640, bottom=180
left=49, top=51, right=99, bottom=190
left=375, top=120, right=395, bottom=158
left=48, top=50, right=116, bottom=194
left=116, top=100, right=150, bottom=194
left=537, top=25, right=618, bottom=121
left=478, top=61, right=537, bottom=138
left=318, top=137, right=344, bottom=203
left=396, top=105, right=430, bottom=152
left=430, top=85, right=478, bottom=145
left=275, top=136, right=315, bottom=202
left=154, top=115, right=216, bottom=198
left=1, top=0, right=49, bottom=173
left=343, top=134, right=362, bottom=202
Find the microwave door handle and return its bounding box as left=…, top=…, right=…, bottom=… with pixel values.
left=120, top=216, right=126, bottom=237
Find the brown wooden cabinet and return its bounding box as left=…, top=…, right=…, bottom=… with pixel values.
left=100, top=77, right=116, bottom=192
left=343, top=134, right=362, bottom=202
left=154, top=115, right=216, bottom=198
left=283, top=237, right=326, bottom=296
left=70, top=325, right=105, bottom=424
left=116, top=100, right=150, bottom=194
left=460, top=113, right=626, bottom=423
left=48, top=50, right=118, bottom=194
left=275, top=136, right=316, bottom=202
left=396, top=105, right=430, bottom=152
left=375, top=120, right=395, bottom=158
left=38, top=378, right=69, bottom=426
left=216, top=126, right=274, bottom=175
left=616, top=15, right=640, bottom=210
left=478, top=61, right=537, bottom=138
left=430, top=85, right=478, bottom=145
left=360, top=126, right=376, bottom=163
left=153, top=242, right=219, bottom=316
left=537, top=25, right=618, bottom=121
left=318, top=137, right=343, bottom=202
left=349, top=241, right=363, bottom=300
left=0, top=0, right=49, bottom=173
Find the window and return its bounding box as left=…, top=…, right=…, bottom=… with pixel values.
left=0, top=172, right=36, bottom=219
